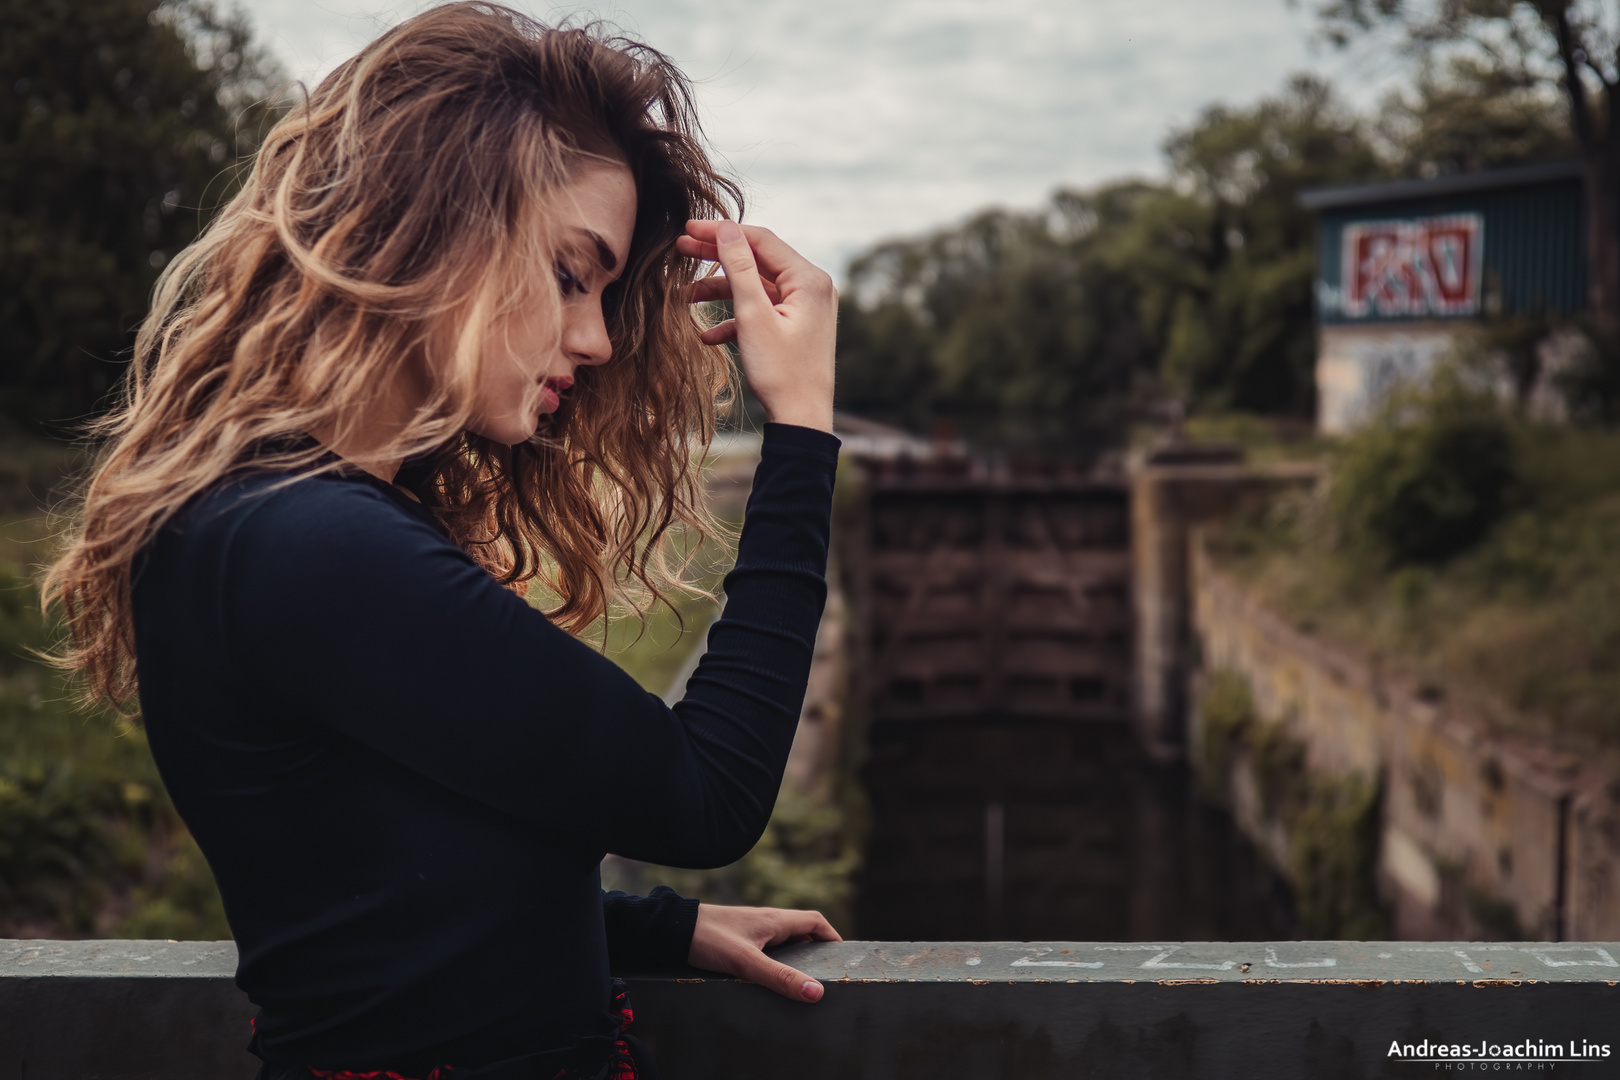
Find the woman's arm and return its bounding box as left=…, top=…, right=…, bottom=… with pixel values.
left=601, top=889, right=841, bottom=1004
left=221, top=421, right=835, bottom=868
left=601, top=887, right=699, bottom=970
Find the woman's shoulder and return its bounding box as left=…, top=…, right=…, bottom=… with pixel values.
left=156, top=467, right=454, bottom=583
left=186, top=467, right=426, bottom=532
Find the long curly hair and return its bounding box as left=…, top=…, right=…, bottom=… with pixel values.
left=43, top=2, right=743, bottom=709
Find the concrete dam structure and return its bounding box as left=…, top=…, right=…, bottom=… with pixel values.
left=844, top=455, right=1294, bottom=942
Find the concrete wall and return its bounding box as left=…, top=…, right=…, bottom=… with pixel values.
left=1129, top=453, right=1321, bottom=760
left=1316, top=321, right=1455, bottom=433
left=1190, top=542, right=1620, bottom=940
left=1316, top=322, right=1584, bottom=431
left=10, top=938, right=1620, bottom=1080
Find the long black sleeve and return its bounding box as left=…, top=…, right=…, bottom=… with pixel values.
left=601, top=887, right=699, bottom=971
left=221, top=422, right=835, bottom=867
left=130, top=422, right=839, bottom=1071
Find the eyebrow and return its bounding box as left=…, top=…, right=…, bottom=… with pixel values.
left=581, top=230, right=619, bottom=273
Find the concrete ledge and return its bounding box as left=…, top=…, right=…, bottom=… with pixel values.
left=7, top=939, right=1620, bottom=1078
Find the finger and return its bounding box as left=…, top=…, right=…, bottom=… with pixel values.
left=763, top=910, right=843, bottom=946
left=677, top=243, right=782, bottom=294
left=734, top=950, right=824, bottom=1003
left=710, top=220, right=773, bottom=322
left=699, top=320, right=737, bottom=346
left=689, top=221, right=819, bottom=285
left=675, top=234, right=716, bottom=263
left=679, top=228, right=783, bottom=286
left=686, top=275, right=731, bottom=303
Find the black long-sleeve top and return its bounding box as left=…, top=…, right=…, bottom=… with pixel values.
left=130, top=422, right=840, bottom=1071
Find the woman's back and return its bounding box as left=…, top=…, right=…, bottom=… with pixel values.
left=132, top=425, right=838, bottom=1070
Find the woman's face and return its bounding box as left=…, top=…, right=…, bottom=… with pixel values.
left=468, top=161, right=637, bottom=445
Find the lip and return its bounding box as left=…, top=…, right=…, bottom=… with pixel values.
left=538, top=375, right=573, bottom=414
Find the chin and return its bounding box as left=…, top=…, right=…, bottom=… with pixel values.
left=468, top=415, right=541, bottom=446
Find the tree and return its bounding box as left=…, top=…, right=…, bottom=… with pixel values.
left=0, top=0, right=284, bottom=429
left=834, top=77, right=1384, bottom=441
left=1376, top=52, right=1577, bottom=174
left=1318, top=0, right=1620, bottom=353
left=834, top=185, right=1159, bottom=451
left=1142, top=75, right=1384, bottom=413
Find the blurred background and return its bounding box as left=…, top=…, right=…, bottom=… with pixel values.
left=2, top=0, right=1618, bottom=945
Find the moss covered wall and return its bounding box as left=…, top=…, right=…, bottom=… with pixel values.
left=1190, top=539, right=1620, bottom=940
left=1129, top=455, right=1322, bottom=760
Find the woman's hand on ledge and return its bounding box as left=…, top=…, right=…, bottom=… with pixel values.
left=678, top=220, right=837, bottom=434
left=687, top=901, right=843, bottom=1002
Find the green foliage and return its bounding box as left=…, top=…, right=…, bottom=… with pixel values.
left=1153, top=76, right=1382, bottom=414
left=1330, top=373, right=1517, bottom=565
left=1216, top=420, right=1620, bottom=749
left=835, top=76, right=1385, bottom=444
left=1194, top=669, right=1255, bottom=800
left=0, top=516, right=230, bottom=938
left=1194, top=667, right=1386, bottom=938
left=0, top=765, right=118, bottom=929
left=1288, top=773, right=1385, bottom=940
left=1250, top=719, right=1310, bottom=820
left=118, top=828, right=230, bottom=939
left=1464, top=883, right=1525, bottom=941
left=0, top=0, right=285, bottom=427
left=1376, top=54, right=1576, bottom=177
left=647, top=782, right=861, bottom=931
left=835, top=28, right=1605, bottom=447
left=835, top=184, right=1156, bottom=450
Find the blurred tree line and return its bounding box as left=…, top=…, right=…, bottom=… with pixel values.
left=0, top=0, right=1600, bottom=453
left=835, top=40, right=1583, bottom=450
left=0, top=0, right=283, bottom=431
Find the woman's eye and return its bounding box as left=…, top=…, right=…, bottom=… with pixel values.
left=554, top=263, right=586, bottom=296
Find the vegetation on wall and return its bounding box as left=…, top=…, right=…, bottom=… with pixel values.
left=1211, top=391, right=1620, bottom=753
left=1193, top=669, right=1386, bottom=939
left=1330, top=371, right=1518, bottom=566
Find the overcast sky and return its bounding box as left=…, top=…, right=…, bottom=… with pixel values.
left=240, top=0, right=1405, bottom=279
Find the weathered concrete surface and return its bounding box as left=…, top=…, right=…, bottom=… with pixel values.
left=9, top=939, right=1620, bottom=1080
left=1129, top=456, right=1321, bottom=759
left=0, top=939, right=255, bottom=1080
left=1191, top=541, right=1620, bottom=941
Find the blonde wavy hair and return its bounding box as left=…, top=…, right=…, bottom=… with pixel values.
left=44, top=2, right=743, bottom=709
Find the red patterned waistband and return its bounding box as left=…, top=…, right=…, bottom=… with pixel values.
left=270, top=979, right=642, bottom=1080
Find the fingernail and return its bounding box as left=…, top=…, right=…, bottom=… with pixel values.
left=717, top=219, right=742, bottom=243
left=801, top=980, right=822, bottom=1001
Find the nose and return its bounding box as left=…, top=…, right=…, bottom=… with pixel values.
left=561, top=300, right=613, bottom=368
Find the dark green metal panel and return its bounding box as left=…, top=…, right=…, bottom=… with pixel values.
left=1314, top=174, right=1587, bottom=324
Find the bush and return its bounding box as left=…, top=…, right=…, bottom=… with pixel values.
left=1331, top=374, right=1516, bottom=565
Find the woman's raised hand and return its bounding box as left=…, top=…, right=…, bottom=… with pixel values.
left=687, top=902, right=843, bottom=1003
left=679, top=221, right=836, bottom=434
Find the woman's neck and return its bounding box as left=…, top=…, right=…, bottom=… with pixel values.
left=307, top=421, right=404, bottom=485
left=304, top=345, right=435, bottom=488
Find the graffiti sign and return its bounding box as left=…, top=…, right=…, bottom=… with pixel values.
left=1342, top=214, right=1483, bottom=319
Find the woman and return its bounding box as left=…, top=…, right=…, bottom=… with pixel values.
left=44, top=4, right=842, bottom=1078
